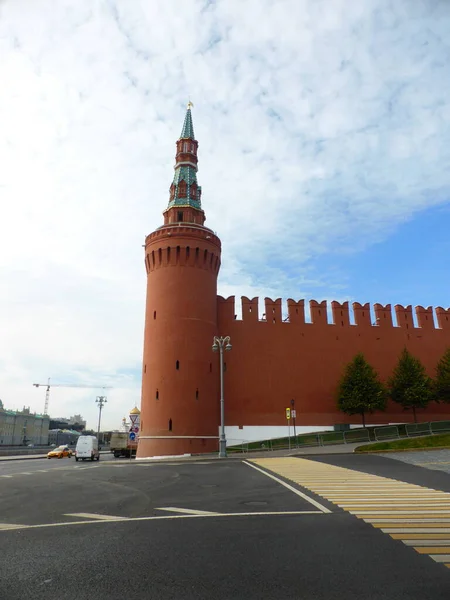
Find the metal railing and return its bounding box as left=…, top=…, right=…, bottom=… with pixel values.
left=374, top=425, right=400, bottom=441
left=227, top=419, right=450, bottom=454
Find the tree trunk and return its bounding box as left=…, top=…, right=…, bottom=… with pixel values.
left=412, top=406, right=417, bottom=423
left=362, top=411, right=366, bottom=428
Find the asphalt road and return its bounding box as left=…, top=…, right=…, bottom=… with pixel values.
left=0, top=454, right=449, bottom=599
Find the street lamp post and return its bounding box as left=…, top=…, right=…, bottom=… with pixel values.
left=95, top=396, right=107, bottom=442
left=212, top=335, right=232, bottom=458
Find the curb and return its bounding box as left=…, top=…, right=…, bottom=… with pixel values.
left=355, top=445, right=450, bottom=454
left=0, top=451, right=110, bottom=462
left=0, top=454, right=47, bottom=462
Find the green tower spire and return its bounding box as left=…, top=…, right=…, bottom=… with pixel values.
left=167, top=103, right=202, bottom=211
left=180, top=102, right=195, bottom=139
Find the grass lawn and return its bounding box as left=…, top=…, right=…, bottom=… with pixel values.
left=355, top=433, right=450, bottom=453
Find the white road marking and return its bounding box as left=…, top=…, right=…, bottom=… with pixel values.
left=1, top=475, right=13, bottom=478
left=243, top=461, right=331, bottom=514
left=430, top=555, right=450, bottom=563
left=381, top=528, right=450, bottom=533
left=403, top=540, right=450, bottom=546
left=0, top=510, right=326, bottom=533
left=351, top=510, right=450, bottom=515
left=156, top=507, right=220, bottom=516
left=64, top=513, right=126, bottom=520
left=341, top=503, right=450, bottom=508
left=366, top=518, right=450, bottom=523
left=0, top=523, right=27, bottom=530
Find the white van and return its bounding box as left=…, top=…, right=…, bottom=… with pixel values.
left=75, top=435, right=100, bottom=462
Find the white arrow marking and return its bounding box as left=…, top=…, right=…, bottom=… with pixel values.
left=0, top=523, right=27, bottom=530
left=64, top=513, right=126, bottom=521
left=156, top=507, right=220, bottom=516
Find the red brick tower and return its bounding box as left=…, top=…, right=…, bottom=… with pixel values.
left=137, top=104, right=221, bottom=458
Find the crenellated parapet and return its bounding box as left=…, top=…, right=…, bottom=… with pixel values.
left=144, top=224, right=221, bottom=275
left=217, top=296, right=450, bottom=330
left=436, top=307, right=450, bottom=330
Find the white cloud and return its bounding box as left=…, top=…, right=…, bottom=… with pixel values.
left=0, top=0, right=449, bottom=427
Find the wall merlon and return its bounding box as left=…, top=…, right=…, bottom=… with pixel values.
left=415, top=306, right=434, bottom=330
left=217, top=296, right=235, bottom=322
left=374, top=303, right=393, bottom=328
left=310, top=300, right=328, bottom=325
left=394, top=304, right=414, bottom=330
left=242, top=297, right=259, bottom=322
left=287, top=299, right=305, bottom=324
left=352, top=302, right=371, bottom=327
left=264, top=298, right=282, bottom=323
left=331, top=301, right=350, bottom=327
left=436, top=307, right=450, bottom=330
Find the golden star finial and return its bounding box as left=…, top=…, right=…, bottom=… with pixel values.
left=187, top=100, right=194, bottom=109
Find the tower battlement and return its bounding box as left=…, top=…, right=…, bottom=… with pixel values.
left=217, top=296, right=450, bottom=330
left=144, top=225, right=221, bottom=275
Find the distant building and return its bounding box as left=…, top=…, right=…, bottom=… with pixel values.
left=49, top=419, right=69, bottom=430
left=0, top=401, right=49, bottom=445
left=52, top=415, right=86, bottom=431
left=48, top=429, right=81, bottom=446
left=68, top=414, right=86, bottom=428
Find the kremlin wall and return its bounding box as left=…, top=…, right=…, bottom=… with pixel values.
left=137, top=106, right=450, bottom=459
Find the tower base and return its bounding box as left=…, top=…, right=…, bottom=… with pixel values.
left=136, top=436, right=219, bottom=459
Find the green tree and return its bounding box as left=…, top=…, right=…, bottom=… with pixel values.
left=434, top=348, right=450, bottom=404
left=337, top=353, right=387, bottom=427
left=389, top=348, right=433, bottom=422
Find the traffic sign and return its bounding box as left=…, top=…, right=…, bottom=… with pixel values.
left=291, top=409, right=296, bottom=419
left=130, top=426, right=139, bottom=433
left=285, top=408, right=291, bottom=420
left=129, top=432, right=136, bottom=441
left=130, top=414, right=139, bottom=425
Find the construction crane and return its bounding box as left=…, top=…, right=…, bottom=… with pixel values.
left=33, top=378, right=113, bottom=416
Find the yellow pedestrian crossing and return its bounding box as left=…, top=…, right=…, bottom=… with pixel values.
left=251, top=457, right=450, bottom=569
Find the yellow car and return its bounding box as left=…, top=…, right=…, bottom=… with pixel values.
left=47, top=445, right=73, bottom=459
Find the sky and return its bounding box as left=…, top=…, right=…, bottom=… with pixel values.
left=0, top=0, right=449, bottom=429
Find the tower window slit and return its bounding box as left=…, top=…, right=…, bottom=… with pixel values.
left=158, top=248, right=162, bottom=264
left=195, top=389, right=199, bottom=400
left=209, top=362, right=212, bottom=373
left=177, top=211, right=183, bottom=222
left=167, top=247, right=171, bottom=262
left=195, top=247, right=199, bottom=262
left=156, top=390, right=159, bottom=400
left=176, top=246, right=180, bottom=262
left=186, top=246, right=190, bottom=259
left=153, top=311, right=156, bottom=320
left=168, top=419, right=172, bottom=431
left=176, top=360, right=180, bottom=370
left=204, top=249, right=208, bottom=263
